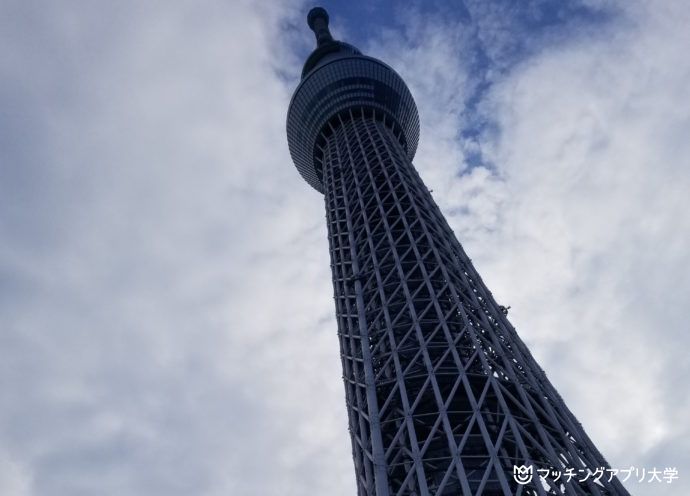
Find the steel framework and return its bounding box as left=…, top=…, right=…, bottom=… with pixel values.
left=286, top=8, right=630, bottom=496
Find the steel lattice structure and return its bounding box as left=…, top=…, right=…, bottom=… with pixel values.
left=286, top=8, right=630, bottom=496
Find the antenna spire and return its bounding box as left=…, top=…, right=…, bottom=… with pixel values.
left=307, top=7, right=333, bottom=46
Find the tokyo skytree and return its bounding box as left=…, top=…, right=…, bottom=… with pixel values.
left=286, top=7, right=630, bottom=496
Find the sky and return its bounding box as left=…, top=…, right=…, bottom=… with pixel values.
left=1, top=0, right=689, bottom=495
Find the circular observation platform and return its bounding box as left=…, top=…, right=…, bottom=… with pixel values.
left=286, top=10, right=420, bottom=193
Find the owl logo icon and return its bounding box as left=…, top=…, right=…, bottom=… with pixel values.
left=513, top=465, right=533, bottom=485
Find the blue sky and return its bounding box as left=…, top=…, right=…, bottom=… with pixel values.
left=1, top=1, right=689, bottom=495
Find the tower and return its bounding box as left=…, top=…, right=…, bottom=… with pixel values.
left=286, top=8, right=630, bottom=496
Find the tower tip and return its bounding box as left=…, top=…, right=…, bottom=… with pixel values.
left=307, top=7, right=333, bottom=46
left=307, top=7, right=329, bottom=29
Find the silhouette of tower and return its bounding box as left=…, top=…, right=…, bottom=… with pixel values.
left=286, top=7, right=630, bottom=496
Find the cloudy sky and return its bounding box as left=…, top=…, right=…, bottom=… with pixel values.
left=1, top=0, right=689, bottom=495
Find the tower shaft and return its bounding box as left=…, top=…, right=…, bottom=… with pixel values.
left=321, top=112, right=627, bottom=495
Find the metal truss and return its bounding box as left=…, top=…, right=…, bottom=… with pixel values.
left=319, top=109, right=631, bottom=496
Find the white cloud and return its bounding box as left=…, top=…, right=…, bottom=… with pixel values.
left=480, top=2, right=690, bottom=486
left=1, top=0, right=688, bottom=495
left=1, top=1, right=355, bottom=495
left=0, top=452, right=32, bottom=496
